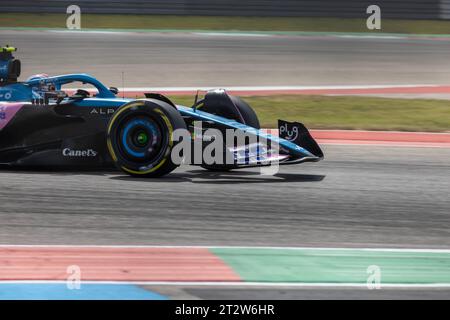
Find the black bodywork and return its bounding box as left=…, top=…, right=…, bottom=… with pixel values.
left=0, top=102, right=118, bottom=168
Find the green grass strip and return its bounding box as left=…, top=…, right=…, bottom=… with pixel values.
left=3, top=13, right=450, bottom=35
left=211, top=248, right=450, bottom=284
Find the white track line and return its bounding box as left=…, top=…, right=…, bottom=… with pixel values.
left=111, top=84, right=442, bottom=92
left=0, top=280, right=449, bottom=288
left=0, top=245, right=449, bottom=253
left=49, top=30, right=134, bottom=35
left=193, top=32, right=272, bottom=37
left=65, top=84, right=445, bottom=92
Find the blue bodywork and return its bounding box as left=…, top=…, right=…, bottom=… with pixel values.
left=0, top=73, right=116, bottom=101
left=0, top=73, right=320, bottom=162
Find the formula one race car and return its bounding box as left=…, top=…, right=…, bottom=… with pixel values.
left=0, top=45, right=323, bottom=177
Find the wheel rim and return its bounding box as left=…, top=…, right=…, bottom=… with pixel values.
left=117, top=115, right=165, bottom=162
left=135, top=131, right=149, bottom=146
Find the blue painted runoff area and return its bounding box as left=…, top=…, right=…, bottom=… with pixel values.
left=0, top=283, right=167, bottom=300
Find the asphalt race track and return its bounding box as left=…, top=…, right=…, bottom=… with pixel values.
left=2, top=29, right=450, bottom=87
left=148, top=286, right=450, bottom=300
left=1, top=144, right=448, bottom=247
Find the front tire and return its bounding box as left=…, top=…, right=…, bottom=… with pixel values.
left=107, top=99, right=186, bottom=177
left=229, top=95, right=260, bottom=129
left=200, top=94, right=260, bottom=172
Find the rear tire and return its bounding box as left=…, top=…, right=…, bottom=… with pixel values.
left=107, top=99, right=186, bottom=177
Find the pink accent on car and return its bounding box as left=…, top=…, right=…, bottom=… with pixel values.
left=0, top=102, right=26, bottom=130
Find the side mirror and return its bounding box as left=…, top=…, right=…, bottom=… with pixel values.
left=109, top=87, right=119, bottom=95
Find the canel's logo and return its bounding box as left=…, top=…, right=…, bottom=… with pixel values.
left=62, top=148, right=98, bottom=157
left=279, top=122, right=299, bottom=142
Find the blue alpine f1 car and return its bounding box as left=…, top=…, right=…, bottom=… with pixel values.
left=0, top=45, right=323, bottom=177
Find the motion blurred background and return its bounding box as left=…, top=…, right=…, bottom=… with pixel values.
left=3, top=0, right=450, bottom=34
left=2, top=0, right=450, bottom=20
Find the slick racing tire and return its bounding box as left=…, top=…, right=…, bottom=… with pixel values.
left=201, top=96, right=260, bottom=172
left=107, top=99, right=186, bottom=177
left=229, top=95, right=260, bottom=130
